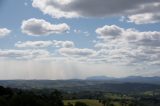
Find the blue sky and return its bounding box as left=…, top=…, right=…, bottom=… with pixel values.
left=0, top=0, right=160, bottom=79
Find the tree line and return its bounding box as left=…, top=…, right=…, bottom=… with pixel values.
left=0, top=86, right=64, bottom=106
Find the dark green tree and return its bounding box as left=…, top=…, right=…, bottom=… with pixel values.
left=50, top=90, right=64, bottom=106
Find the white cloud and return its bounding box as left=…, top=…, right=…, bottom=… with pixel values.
left=74, top=29, right=90, bottom=36
left=32, top=0, right=159, bottom=24
left=32, top=0, right=160, bottom=24
left=96, top=25, right=123, bottom=38
left=32, top=0, right=79, bottom=18
left=127, top=13, right=160, bottom=24
left=96, top=25, right=160, bottom=46
left=15, top=41, right=53, bottom=48
left=126, top=2, right=160, bottom=24
left=74, top=29, right=81, bottom=33
left=0, top=28, right=11, bottom=38
left=52, top=40, right=75, bottom=48
left=0, top=49, right=50, bottom=60
left=59, top=48, right=96, bottom=57
left=95, top=25, right=160, bottom=65
left=21, top=18, right=70, bottom=36
left=15, top=40, right=75, bottom=48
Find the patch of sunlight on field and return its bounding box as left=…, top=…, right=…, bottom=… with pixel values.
left=64, top=99, right=103, bottom=106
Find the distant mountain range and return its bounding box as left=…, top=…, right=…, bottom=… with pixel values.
left=0, top=76, right=159, bottom=92
left=86, top=76, right=115, bottom=80
left=86, top=76, right=160, bottom=84
left=0, top=78, right=160, bottom=93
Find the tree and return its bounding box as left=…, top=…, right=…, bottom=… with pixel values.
left=102, top=100, right=107, bottom=106
left=0, top=86, right=13, bottom=96
left=9, top=93, right=44, bottom=106
left=50, top=90, right=64, bottom=106
left=0, top=97, right=8, bottom=106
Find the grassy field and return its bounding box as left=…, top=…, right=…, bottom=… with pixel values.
left=64, top=99, right=127, bottom=106
left=64, top=99, right=103, bottom=106
left=104, top=93, right=133, bottom=100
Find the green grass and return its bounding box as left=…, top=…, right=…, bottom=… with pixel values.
left=143, top=89, right=160, bottom=96
left=104, top=93, right=133, bottom=100
left=64, top=99, right=134, bottom=106
left=63, top=99, right=103, bottom=106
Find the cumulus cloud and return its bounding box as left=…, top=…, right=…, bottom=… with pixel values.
left=21, top=18, right=70, bottom=36
left=96, top=25, right=160, bottom=46
left=128, top=13, right=160, bottom=24
left=15, top=40, right=75, bottom=48
left=59, top=48, right=96, bottom=57
left=96, top=25, right=123, bottom=38
left=126, top=2, right=160, bottom=24
left=0, top=28, right=11, bottom=38
left=15, top=41, right=53, bottom=48
left=32, top=0, right=79, bottom=18
left=95, top=25, right=160, bottom=65
left=52, top=40, right=75, bottom=48
left=32, top=0, right=160, bottom=24
left=0, top=49, right=50, bottom=60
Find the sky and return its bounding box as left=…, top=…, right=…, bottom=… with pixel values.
left=0, top=0, right=160, bottom=79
